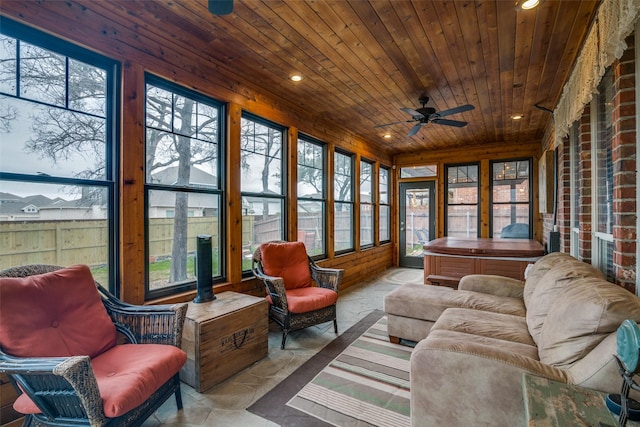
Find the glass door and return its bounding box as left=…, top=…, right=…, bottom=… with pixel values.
left=399, top=181, right=436, bottom=268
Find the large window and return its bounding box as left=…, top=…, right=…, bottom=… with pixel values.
left=0, top=18, right=119, bottom=291
left=445, top=164, right=479, bottom=237
left=297, top=136, right=326, bottom=257
left=334, top=150, right=354, bottom=253
left=490, top=159, right=532, bottom=238
left=379, top=166, right=391, bottom=243
left=592, top=67, right=614, bottom=280
left=241, top=114, right=285, bottom=271
left=360, top=159, right=374, bottom=248
left=144, top=75, right=224, bottom=298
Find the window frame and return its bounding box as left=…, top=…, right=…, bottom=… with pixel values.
left=334, top=149, right=355, bottom=255
left=378, top=165, right=391, bottom=244
left=489, top=158, right=533, bottom=239
left=297, top=134, right=327, bottom=259
left=444, top=162, right=480, bottom=238
left=240, top=112, right=287, bottom=274
left=569, top=122, right=580, bottom=258
left=144, top=74, right=226, bottom=299
left=0, top=17, right=120, bottom=294
left=359, top=157, right=375, bottom=249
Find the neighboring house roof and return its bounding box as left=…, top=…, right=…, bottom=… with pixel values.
left=149, top=166, right=217, bottom=187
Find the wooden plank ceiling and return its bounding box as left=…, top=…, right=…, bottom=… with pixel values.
left=7, top=0, right=600, bottom=156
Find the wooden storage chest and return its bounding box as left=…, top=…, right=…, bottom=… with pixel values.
left=180, top=291, right=268, bottom=392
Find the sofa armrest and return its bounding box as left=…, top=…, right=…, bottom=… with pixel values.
left=411, top=330, right=567, bottom=427
left=457, top=274, right=525, bottom=299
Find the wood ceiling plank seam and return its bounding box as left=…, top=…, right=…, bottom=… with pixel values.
left=316, top=0, right=424, bottom=131
left=475, top=0, right=504, bottom=143
left=180, top=0, right=360, bottom=120
left=385, top=1, right=455, bottom=129
left=254, top=0, right=387, bottom=129
left=496, top=5, right=517, bottom=144
left=295, top=0, right=411, bottom=128
left=511, top=2, right=538, bottom=141
left=519, top=2, right=561, bottom=137
left=451, top=1, right=494, bottom=145
left=537, top=1, right=600, bottom=110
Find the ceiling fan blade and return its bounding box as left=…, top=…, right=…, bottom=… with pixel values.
left=432, top=118, right=468, bottom=127
left=407, top=123, right=424, bottom=136
left=400, top=107, right=424, bottom=118
left=208, top=0, right=234, bottom=15
left=374, top=119, right=416, bottom=128
left=436, top=104, right=475, bottom=118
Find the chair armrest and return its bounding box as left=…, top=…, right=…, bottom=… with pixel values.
left=99, top=285, right=187, bottom=347
left=309, top=263, right=344, bottom=292
left=0, top=352, right=106, bottom=426
left=252, top=269, right=289, bottom=313
left=457, top=274, right=525, bottom=299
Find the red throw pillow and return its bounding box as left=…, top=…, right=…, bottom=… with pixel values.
left=0, top=264, right=117, bottom=358
left=260, top=241, right=313, bottom=290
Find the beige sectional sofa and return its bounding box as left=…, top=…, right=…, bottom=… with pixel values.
left=383, top=252, right=640, bottom=426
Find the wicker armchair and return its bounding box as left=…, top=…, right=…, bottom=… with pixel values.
left=0, top=264, right=188, bottom=427
left=252, top=241, right=344, bottom=349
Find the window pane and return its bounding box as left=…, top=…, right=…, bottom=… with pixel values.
left=379, top=205, right=390, bottom=242
left=447, top=205, right=478, bottom=237
left=335, top=152, right=352, bottom=201
left=242, top=196, right=283, bottom=269
left=334, top=202, right=353, bottom=252
left=492, top=204, right=530, bottom=237
left=20, top=42, right=65, bottom=106
left=297, top=139, right=324, bottom=199
left=240, top=118, right=283, bottom=194
left=360, top=203, right=373, bottom=246
left=147, top=189, right=221, bottom=291
left=0, top=35, right=18, bottom=95
left=298, top=200, right=324, bottom=256
left=0, top=181, right=110, bottom=283
left=68, top=58, right=106, bottom=116
left=379, top=167, right=389, bottom=204
left=360, top=160, right=372, bottom=203
left=400, top=165, right=437, bottom=178
left=595, top=68, right=613, bottom=235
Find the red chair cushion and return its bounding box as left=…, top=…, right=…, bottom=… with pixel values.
left=14, top=343, right=187, bottom=418
left=260, top=241, right=312, bottom=290
left=285, top=287, right=338, bottom=314
left=0, top=264, right=117, bottom=359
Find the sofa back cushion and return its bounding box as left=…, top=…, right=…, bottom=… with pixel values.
left=538, top=276, right=640, bottom=367
left=0, top=264, right=117, bottom=358
left=260, top=241, right=313, bottom=290
left=526, top=260, right=603, bottom=344
left=523, top=252, right=576, bottom=308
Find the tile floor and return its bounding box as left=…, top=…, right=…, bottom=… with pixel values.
left=141, top=267, right=424, bottom=427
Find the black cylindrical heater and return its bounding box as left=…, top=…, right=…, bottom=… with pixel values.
left=193, top=234, right=216, bottom=303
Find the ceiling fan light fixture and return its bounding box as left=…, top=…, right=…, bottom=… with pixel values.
left=516, top=0, right=541, bottom=10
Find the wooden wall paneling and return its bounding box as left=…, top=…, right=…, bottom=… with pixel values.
left=120, top=62, right=146, bottom=305
left=226, top=103, right=243, bottom=285
left=288, top=127, right=299, bottom=241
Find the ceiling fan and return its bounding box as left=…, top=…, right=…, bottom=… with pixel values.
left=208, top=0, right=234, bottom=15
left=375, top=96, right=475, bottom=137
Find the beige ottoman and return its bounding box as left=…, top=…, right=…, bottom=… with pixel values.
left=383, top=283, right=525, bottom=343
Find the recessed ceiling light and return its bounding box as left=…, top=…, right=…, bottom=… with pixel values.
left=383, top=134, right=391, bottom=139
left=517, top=0, right=540, bottom=10
left=290, top=74, right=303, bottom=82
left=511, top=114, right=524, bottom=120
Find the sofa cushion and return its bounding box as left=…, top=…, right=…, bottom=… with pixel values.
left=526, top=260, right=603, bottom=345
left=538, top=277, right=640, bottom=367
left=433, top=308, right=535, bottom=346
left=0, top=264, right=117, bottom=359
left=14, top=343, right=187, bottom=418
left=523, top=252, right=575, bottom=308
left=260, top=241, right=312, bottom=290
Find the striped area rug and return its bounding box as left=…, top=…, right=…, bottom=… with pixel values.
left=248, top=310, right=413, bottom=427
left=287, top=316, right=412, bottom=426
